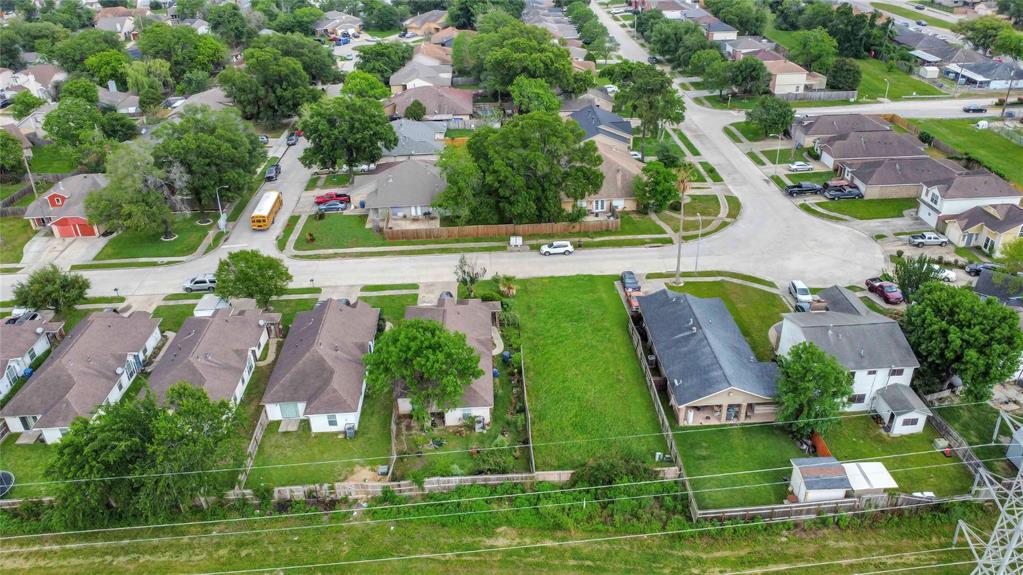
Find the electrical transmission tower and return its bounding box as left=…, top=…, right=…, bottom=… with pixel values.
left=954, top=413, right=1023, bottom=575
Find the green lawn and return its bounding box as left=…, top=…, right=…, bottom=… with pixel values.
left=163, top=292, right=205, bottom=301
left=858, top=58, right=944, bottom=101
left=678, top=424, right=806, bottom=508
left=745, top=151, right=765, bottom=166
left=788, top=171, right=835, bottom=185
left=0, top=182, right=25, bottom=203
left=269, top=298, right=319, bottom=329
left=666, top=281, right=787, bottom=361
left=151, top=304, right=197, bottom=333
left=364, top=27, right=400, bottom=38
left=824, top=416, right=975, bottom=497
left=0, top=217, right=36, bottom=264
left=766, top=148, right=806, bottom=164
left=954, top=246, right=987, bottom=263
left=517, top=276, right=666, bottom=469
left=645, top=270, right=774, bottom=287
left=69, top=261, right=174, bottom=270
left=246, top=390, right=393, bottom=489
left=872, top=3, right=952, bottom=28
left=730, top=121, right=766, bottom=142
left=444, top=128, right=474, bottom=138
left=671, top=128, right=701, bottom=156
left=799, top=203, right=847, bottom=221
left=277, top=215, right=299, bottom=252
left=725, top=126, right=743, bottom=144
left=681, top=195, right=723, bottom=218
left=816, top=198, right=918, bottom=220
left=933, top=402, right=1016, bottom=477
left=358, top=294, right=418, bottom=326
left=0, top=433, right=56, bottom=499
left=699, top=161, right=723, bottom=183
left=93, top=214, right=211, bottom=260
left=361, top=283, right=419, bottom=292
left=910, top=118, right=1023, bottom=188
left=29, top=146, right=76, bottom=173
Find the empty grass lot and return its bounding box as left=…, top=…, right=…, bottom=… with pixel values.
left=516, top=276, right=666, bottom=470
left=0, top=433, right=56, bottom=499
left=872, top=3, right=952, bottom=28
left=857, top=58, right=944, bottom=101
left=910, top=118, right=1023, bottom=187
left=817, top=198, right=918, bottom=220
left=0, top=217, right=36, bottom=264
left=824, top=416, right=975, bottom=496
left=358, top=293, right=418, bottom=326
left=934, top=402, right=1016, bottom=477
left=93, top=214, right=211, bottom=260
left=246, top=391, right=393, bottom=488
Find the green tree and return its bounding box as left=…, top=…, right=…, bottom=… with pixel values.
left=138, top=23, right=227, bottom=82
left=454, top=254, right=487, bottom=298
left=219, top=47, right=321, bottom=124
left=789, top=27, right=837, bottom=74
left=746, top=96, right=794, bottom=138
left=774, top=0, right=804, bottom=30
left=8, top=19, right=69, bottom=53
left=181, top=69, right=210, bottom=95
left=634, top=161, right=678, bottom=213
left=363, top=1, right=401, bottom=30
left=776, top=341, right=853, bottom=437
left=40, top=0, right=94, bottom=30
left=49, top=29, right=123, bottom=74
left=602, top=62, right=685, bottom=157
left=364, top=319, right=484, bottom=426
left=730, top=56, right=769, bottom=96
left=509, top=76, right=559, bottom=113
left=704, top=60, right=734, bottom=96
left=826, top=57, right=861, bottom=91
left=466, top=13, right=575, bottom=97
left=209, top=2, right=250, bottom=46
left=996, top=237, right=1023, bottom=275
left=448, top=0, right=525, bottom=29
left=12, top=264, right=90, bottom=313
left=0, top=29, right=22, bottom=69
left=953, top=15, right=1013, bottom=54
left=43, top=97, right=104, bottom=151
left=214, top=249, right=293, bottom=308
left=998, top=0, right=1023, bottom=27
left=10, top=91, right=45, bottom=121
left=341, top=70, right=390, bottom=100
left=903, top=282, right=1023, bottom=400
left=84, top=49, right=130, bottom=89
left=99, top=110, right=138, bottom=142
left=297, top=95, right=398, bottom=181
left=125, top=59, right=175, bottom=113
left=404, top=98, right=427, bottom=120
left=636, top=9, right=666, bottom=40
left=687, top=48, right=723, bottom=76
left=0, top=131, right=25, bottom=182
left=354, top=41, right=414, bottom=82
left=434, top=145, right=485, bottom=226
left=177, top=0, right=207, bottom=19
left=86, top=142, right=175, bottom=238
left=59, top=78, right=99, bottom=103
left=706, top=0, right=768, bottom=35
left=251, top=32, right=342, bottom=84
left=891, top=254, right=942, bottom=302
left=271, top=6, right=323, bottom=35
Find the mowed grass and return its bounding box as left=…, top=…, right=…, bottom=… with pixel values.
left=824, top=416, right=975, bottom=497
left=730, top=121, right=766, bottom=142
left=872, top=3, right=952, bottom=28
left=94, top=214, right=211, bottom=260
left=246, top=390, right=393, bottom=489
left=28, top=145, right=76, bottom=173
left=817, top=198, right=918, bottom=220
left=0, top=217, right=36, bottom=264
left=857, top=58, right=944, bottom=101
left=358, top=293, right=418, bottom=326
left=910, top=118, right=1023, bottom=188
left=151, top=304, right=198, bottom=333
left=269, top=298, right=319, bottom=329
left=934, top=402, right=1016, bottom=477
left=788, top=171, right=835, bottom=185
left=517, top=276, right=665, bottom=470
left=0, top=433, right=56, bottom=499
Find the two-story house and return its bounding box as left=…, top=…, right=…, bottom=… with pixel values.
left=12, top=64, right=67, bottom=101
left=916, top=172, right=1022, bottom=228
left=0, top=312, right=161, bottom=444
left=777, top=286, right=919, bottom=412
left=23, top=173, right=108, bottom=238
left=0, top=319, right=64, bottom=401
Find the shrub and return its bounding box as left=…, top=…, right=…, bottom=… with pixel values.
left=919, top=131, right=933, bottom=145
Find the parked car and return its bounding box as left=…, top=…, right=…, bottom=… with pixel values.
left=286, top=132, right=299, bottom=146
left=398, top=30, right=407, bottom=38
left=785, top=182, right=823, bottom=196
left=915, top=4, right=925, bottom=8
left=341, top=163, right=376, bottom=173
left=930, top=264, right=957, bottom=282
left=4, top=311, right=41, bottom=325
left=788, top=279, right=812, bottom=303
left=916, top=19, right=928, bottom=26
left=865, top=277, right=904, bottom=304
left=258, top=135, right=270, bottom=144
left=823, top=186, right=864, bottom=200
left=629, top=150, right=643, bottom=160
left=317, top=200, right=349, bottom=213
left=314, top=191, right=352, bottom=205
left=620, top=271, right=641, bottom=292
left=907, top=231, right=948, bottom=247
left=183, top=274, right=217, bottom=293
left=539, top=241, right=574, bottom=256
left=788, top=161, right=814, bottom=172
left=963, top=105, right=988, bottom=113
left=265, top=163, right=281, bottom=181
left=965, top=262, right=1000, bottom=276
left=647, top=56, right=659, bottom=64
left=604, top=84, right=619, bottom=95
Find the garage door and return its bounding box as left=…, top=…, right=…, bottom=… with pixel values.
left=52, top=223, right=74, bottom=238
left=74, top=223, right=96, bottom=236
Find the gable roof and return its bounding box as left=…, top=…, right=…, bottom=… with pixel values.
left=413, top=42, right=453, bottom=65
left=262, top=300, right=378, bottom=416
left=315, top=10, right=362, bottom=31
left=792, top=456, right=852, bottom=490
left=384, top=119, right=446, bottom=156
left=637, top=290, right=778, bottom=406
left=0, top=319, right=63, bottom=362
left=388, top=86, right=473, bottom=118
left=592, top=139, right=643, bottom=199
left=148, top=307, right=278, bottom=404
left=954, top=60, right=1023, bottom=82
left=933, top=172, right=1022, bottom=200
left=725, top=36, right=775, bottom=52
left=843, top=157, right=962, bottom=187
left=748, top=48, right=785, bottom=61
left=818, top=131, right=927, bottom=162
left=877, top=384, right=931, bottom=416
left=560, top=87, right=614, bottom=113
left=569, top=104, right=632, bottom=144
left=783, top=286, right=919, bottom=371
left=0, top=312, right=159, bottom=429
left=361, top=160, right=446, bottom=209
left=98, top=86, right=139, bottom=110
left=404, top=9, right=447, bottom=29
left=21, top=64, right=65, bottom=88
left=895, top=31, right=984, bottom=63
left=403, top=297, right=498, bottom=409
left=795, top=114, right=891, bottom=137
left=763, top=59, right=808, bottom=75
left=942, top=203, right=1023, bottom=235
left=973, top=269, right=1023, bottom=308
left=23, top=173, right=108, bottom=221
left=430, top=27, right=468, bottom=45
left=389, top=61, right=453, bottom=88
left=95, top=16, right=132, bottom=31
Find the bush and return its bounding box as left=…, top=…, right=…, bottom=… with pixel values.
left=919, top=131, right=933, bottom=145
left=478, top=290, right=502, bottom=302
left=655, top=141, right=682, bottom=168
left=568, top=457, right=656, bottom=488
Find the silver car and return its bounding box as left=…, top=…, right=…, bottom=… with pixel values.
left=539, top=241, right=574, bottom=256
left=182, top=274, right=217, bottom=293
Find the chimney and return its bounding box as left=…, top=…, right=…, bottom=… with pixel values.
left=107, top=80, right=117, bottom=93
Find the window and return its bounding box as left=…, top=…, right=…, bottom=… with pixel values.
left=5, top=365, right=17, bottom=383
left=849, top=394, right=866, bottom=404
left=116, top=380, right=123, bottom=392
left=327, top=414, right=338, bottom=427
left=52, top=196, right=63, bottom=206
left=867, top=370, right=877, bottom=375
left=28, top=348, right=37, bottom=361
left=929, top=191, right=939, bottom=205
left=890, top=368, right=905, bottom=377
left=902, top=418, right=919, bottom=427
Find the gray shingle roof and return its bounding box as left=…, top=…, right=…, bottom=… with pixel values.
left=389, top=61, right=453, bottom=88
left=23, top=173, right=108, bottom=221
left=403, top=9, right=447, bottom=29
left=844, top=157, right=961, bottom=187
left=783, top=286, right=919, bottom=371
left=877, top=384, right=931, bottom=416
left=384, top=119, right=446, bottom=156
left=818, top=132, right=927, bottom=162
left=361, top=160, right=446, bottom=209
left=0, top=319, right=63, bottom=362
left=944, top=203, right=1023, bottom=235
left=388, top=86, right=473, bottom=118
left=792, top=456, right=852, bottom=490
left=973, top=269, right=1023, bottom=308
left=569, top=105, right=632, bottom=144
left=795, top=114, right=891, bottom=137
left=957, top=60, right=1023, bottom=82
left=637, top=290, right=778, bottom=406
left=262, top=300, right=379, bottom=416
left=935, top=173, right=1021, bottom=200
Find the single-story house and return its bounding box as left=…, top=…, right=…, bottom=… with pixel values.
left=570, top=104, right=633, bottom=146
left=0, top=312, right=161, bottom=444
left=382, top=119, right=446, bottom=159
left=695, top=15, right=737, bottom=41
left=148, top=306, right=279, bottom=406
left=943, top=60, right=1023, bottom=90
left=12, top=64, right=67, bottom=101
left=761, top=58, right=810, bottom=95
left=894, top=31, right=984, bottom=66
left=314, top=11, right=362, bottom=36
left=572, top=59, right=598, bottom=75
left=23, top=173, right=109, bottom=238
left=790, top=457, right=852, bottom=503
left=940, top=203, right=1023, bottom=257
left=722, top=36, right=776, bottom=60
left=96, top=16, right=135, bottom=40
left=842, top=462, right=898, bottom=496
left=413, top=43, right=453, bottom=66
left=359, top=160, right=446, bottom=224
left=638, top=289, right=779, bottom=426
left=2, top=124, right=33, bottom=160
left=403, top=9, right=448, bottom=37
left=262, top=300, right=380, bottom=433
left=872, top=384, right=932, bottom=435
left=401, top=297, right=499, bottom=427
left=839, top=157, right=962, bottom=199
left=973, top=269, right=1023, bottom=309
left=0, top=319, right=64, bottom=401
left=778, top=286, right=919, bottom=412
left=389, top=61, right=453, bottom=94
left=429, top=27, right=466, bottom=47
left=171, top=87, right=232, bottom=115
left=385, top=86, right=473, bottom=123
left=917, top=172, right=1022, bottom=228
left=652, top=0, right=686, bottom=19
left=817, top=131, right=928, bottom=169
left=98, top=86, right=141, bottom=116
left=560, top=87, right=615, bottom=115
left=565, top=139, right=642, bottom=215
left=182, top=18, right=211, bottom=35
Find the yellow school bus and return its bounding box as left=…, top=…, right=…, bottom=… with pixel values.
left=250, top=190, right=282, bottom=230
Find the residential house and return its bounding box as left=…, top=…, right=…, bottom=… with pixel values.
left=430, top=27, right=468, bottom=47
left=413, top=43, right=453, bottom=66
left=839, top=157, right=963, bottom=199
left=0, top=319, right=64, bottom=401
left=382, top=119, right=446, bottom=160
left=817, top=131, right=927, bottom=169
left=171, top=87, right=232, bottom=114
left=565, top=139, right=643, bottom=215
left=98, top=85, right=141, bottom=116
left=917, top=172, right=1022, bottom=228
left=13, top=64, right=67, bottom=101
left=15, top=101, right=56, bottom=143
left=943, top=60, right=1023, bottom=90
left=401, top=297, right=499, bottom=427
left=559, top=87, right=615, bottom=115
left=940, top=203, right=1023, bottom=256
left=96, top=16, right=135, bottom=40
left=389, top=61, right=453, bottom=94
left=3, top=124, right=33, bottom=160
left=722, top=36, right=776, bottom=60
left=762, top=59, right=810, bottom=95
left=637, top=289, right=779, bottom=426
left=777, top=286, right=919, bottom=412
left=790, top=113, right=891, bottom=148
left=385, top=86, right=473, bottom=124
left=572, top=59, right=598, bottom=75
left=24, top=173, right=109, bottom=238
left=872, top=384, right=931, bottom=435
left=652, top=0, right=686, bottom=19
left=973, top=269, right=1023, bottom=309
left=894, top=31, right=984, bottom=66
left=261, top=300, right=379, bottom=433
left=148, top=306, right=279, bottom=406
left=182, top=18, right=211, bottom=34
left=314, top=11, right=362, bottom=36
left=0, top=312, right=161, bottom=444
left=357, top=160, right=446, bottom=224
left=567, top=45, right=588, bottom=62
left=569, top=104, right=633, bottom=146
left=789, top=457, right=852, bottom=503
left=694, top=15, right=737, bottom=41
left=403, top=10, right=448, bottom=37
left=748, top=48, right=785, bottom=62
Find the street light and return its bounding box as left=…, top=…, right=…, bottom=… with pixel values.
left=214, top=185, right=229, bottom=232
left=883, top=78, right=891, bottom=101
left=693, top=213, right=702, bottom=274
left=769, top=132, right=783, bottom=176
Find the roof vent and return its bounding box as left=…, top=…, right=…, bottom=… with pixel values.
left=115, top=367, right=124, bottom=374
left=35, top=326, right=44, bottom=335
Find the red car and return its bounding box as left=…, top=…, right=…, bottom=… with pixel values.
left=314, top=192, right=351, bottom=205
left=864, top=277, right=904, bottom=304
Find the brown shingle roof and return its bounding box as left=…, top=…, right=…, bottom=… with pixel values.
left=935, top=173, right=1022, bottom=200
left=819, top=132, right=927, bottom=162
left=388, top=86, right=473, bottom=118
left=594, top=139, right=643, bottom=200
left=763, top=59, right=808, bottom=75
left=943, top=203, right=1023, bottom=234
left=0, top=319, right=63, bottom=361
left=797, top=114, right=891, bottom=136
left=414, top=43, right=453, bottom=65
left=844, top=157, right=962, bottom=187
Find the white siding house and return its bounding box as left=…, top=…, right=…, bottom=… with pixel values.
left=0, top=320, right=64, bottom=401
left=916, top=173, right=1023, bottom=228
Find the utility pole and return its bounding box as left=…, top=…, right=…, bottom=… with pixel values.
left=22, top=155, right=38, bottom=198
left=672, top=167, right=691, bottom=285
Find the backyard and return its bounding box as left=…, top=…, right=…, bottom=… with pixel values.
left=935, top=402, right=1016, bottom=477
left=816, top=198, right=919, bottom=220
left=93, top=214, right=212, bottom=260
left=28, top=145, right=76, bottom=173
left=0, top=433, right=56, bottom=499
left=909, top=118, right=1023, bottom=188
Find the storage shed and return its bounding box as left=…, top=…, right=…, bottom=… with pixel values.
left=872, top=384, right=931, bottom=436
left=842, top=461, right=898, bottom=496
left=790, top=457, right=851, bottom=503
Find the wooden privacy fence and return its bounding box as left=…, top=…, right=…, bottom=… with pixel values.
left=235, top=407, right=271, bottom=489
left=780, top=90, right=857, bottom=102
left=382, top=219, right=620, bottom=241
